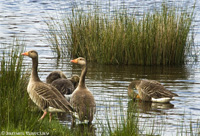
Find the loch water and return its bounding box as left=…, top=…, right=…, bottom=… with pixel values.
left=0, top=0, right=200, bottom=135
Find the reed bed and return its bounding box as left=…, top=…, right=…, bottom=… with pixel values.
left=46, top=3, right=194, bottom=65
left=0, top=44, right=28, bottom=130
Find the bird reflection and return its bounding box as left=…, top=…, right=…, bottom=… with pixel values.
left=57, top=112, right=96, bottom=136
left=71, top=123, right=96, bottom=136
left=128, top=99, right=174, bottom=114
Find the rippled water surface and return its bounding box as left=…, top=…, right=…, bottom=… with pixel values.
left=1, top=0, right=200, bottom=135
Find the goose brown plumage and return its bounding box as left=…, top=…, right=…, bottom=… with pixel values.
left=69, top=75, right=80, bottom=89
left=70, top=57, right=96, bottom=124
left=46, top=71, right=67, bottom=84
left=128, top=80, right=178, bottom=103
left=46, top=72, right=79, bottom=103
left=21, top=50, right=74, bottom=121
left=46, top=71, right=79, bottom=96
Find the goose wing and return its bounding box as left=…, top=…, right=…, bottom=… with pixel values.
left=34, top=82, right=74, bottom=112
left=136, top=80, right=178, bottom=98
left=51, top=79, right=75, bottom=95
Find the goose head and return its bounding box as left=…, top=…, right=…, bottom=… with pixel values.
left=71, top=75, right=80, bottom=83
left=71, top=57, right=86, bottom=65
left=21, top=50, right=38, bottom=59
left=70, top=75, right=80, bottom=88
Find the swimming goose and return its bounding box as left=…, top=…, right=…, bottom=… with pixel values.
left=70, top=57, right=96, bottom=124
left=21, top=50, right=74, bottom=121
left=128, top=80, right=178, bottom=103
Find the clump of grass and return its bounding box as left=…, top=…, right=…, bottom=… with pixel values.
left=46, top=2, right=195, bottom=65
left=109, top=111, right=139, bottom=135
left=97, top=100, right=140, bottom=136
left=0, top=43, right=69, bottom=135
left=0, top=44, right=28, bottom=130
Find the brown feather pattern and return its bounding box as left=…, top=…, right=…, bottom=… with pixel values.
left=70, top=57, right=96, bottom=123
left=23, top=50, right=74, bottom=118
left=128, top=80, right=178, bottom=101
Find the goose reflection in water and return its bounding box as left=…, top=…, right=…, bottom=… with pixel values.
left=57, top=112, right=96, bottom=136
left=128, top=99, right=174, bottom=114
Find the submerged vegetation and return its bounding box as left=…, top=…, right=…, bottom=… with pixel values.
left=46, top=2, right=195, bottom=65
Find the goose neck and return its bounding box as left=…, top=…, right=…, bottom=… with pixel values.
left=78, top=64, right=87, bottom=88
left=128, top=81, right=138, bottom=98
left=31, top=57, right=40, bottom=82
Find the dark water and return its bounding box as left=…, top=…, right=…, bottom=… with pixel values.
left=1, top=0, right=200, bottom=135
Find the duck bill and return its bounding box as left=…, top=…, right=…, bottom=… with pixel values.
left=71, top=59, right=78, bottom=63
left=21, top=52, right=28, bottom=56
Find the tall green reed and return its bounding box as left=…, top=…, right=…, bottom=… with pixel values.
left=46, top=2, right=195, bottom=65
left=109, top=110, right=139, bottom=135
left=97, top=100, right=140, bottom=136
left=0, top=43, right=28, bottom=130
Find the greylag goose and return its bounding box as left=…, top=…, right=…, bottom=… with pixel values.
left=21, top=50, right=74, bottom=121
left=46, top=71, right=79, bottom=101
left=46, top=71, right=67, bottom=84
left=46, top=71, right=79, bottom=95
left=128, top=80, right=178, bottom=103
left=69, top=75, right=80, bottom=89
left=70, top=57, right=96, bottom=124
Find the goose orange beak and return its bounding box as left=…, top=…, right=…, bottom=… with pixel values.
left=21, top=52, right=28, bottom=56
left=71, top=59, right=78, bottom=63
left=136, top=94, right=140, bottom=99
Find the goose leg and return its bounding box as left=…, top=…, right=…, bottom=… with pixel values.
left=71, top=116, right=76, bottom=129
left=38, top=111, right=47, bottom=121
left=49, top=113, right=52, bottom=122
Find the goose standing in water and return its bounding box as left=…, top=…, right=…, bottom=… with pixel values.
left=128, top=80, right=178, bottom=103
left=70, top=57, right=96, bottom=124
left=21, top=50, right=74, bottom=121
left=46, top=71, right=80, bottom=96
